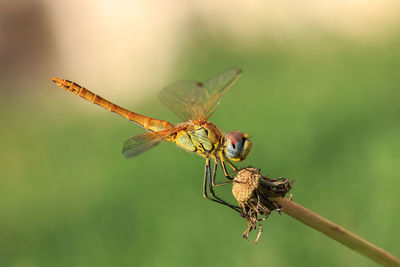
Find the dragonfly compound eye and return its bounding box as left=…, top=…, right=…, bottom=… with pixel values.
left=225, top=131, right=252, bottom=162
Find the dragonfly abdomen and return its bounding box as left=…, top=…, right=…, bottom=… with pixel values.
left=51, top=78, right=174, bottom=132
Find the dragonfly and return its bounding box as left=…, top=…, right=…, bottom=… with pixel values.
left=51, top=69, right=252, bottom=212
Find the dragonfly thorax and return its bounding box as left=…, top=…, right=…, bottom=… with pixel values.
left=173, top=121, right=223, bottom=158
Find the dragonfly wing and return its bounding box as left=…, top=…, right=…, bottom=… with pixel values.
left=159, top=68, right=241, bottom=121
left=122, top=132, right=166, bottom=158
left=159, top=80, right=205, bottom=121
left=202, top=68, right=242, bottom=119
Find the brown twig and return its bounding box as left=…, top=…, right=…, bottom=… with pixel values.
left=232, top=167, right=400, bottom=266
left=271, top=197, right=400, bottom=267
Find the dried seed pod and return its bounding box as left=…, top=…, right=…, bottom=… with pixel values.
left=232, top=167, right=294, bottom=243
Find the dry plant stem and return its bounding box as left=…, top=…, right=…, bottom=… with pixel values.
left=232, top=167, right=399, bottom=265
left=271, top=197, right=400, bottom=267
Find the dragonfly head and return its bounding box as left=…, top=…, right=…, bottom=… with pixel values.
left=224, top=131, right=252, bottom=162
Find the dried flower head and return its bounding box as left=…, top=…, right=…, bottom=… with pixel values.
left=232, top=167, right=294, bottom=243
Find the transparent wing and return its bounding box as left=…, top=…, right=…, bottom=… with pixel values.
left=202, top=68, right=242, bottom=120
left=159, top=68, right=242, bottom=121
left=122, top=131, right=167, bottom=158
left=159, top=81, right=203, bottom=121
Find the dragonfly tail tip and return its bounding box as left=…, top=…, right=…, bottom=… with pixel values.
left=51, top=77, right=64, bottom=86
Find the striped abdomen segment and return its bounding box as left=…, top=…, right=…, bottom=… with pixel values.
left=51, top=77, right=174, bottom=132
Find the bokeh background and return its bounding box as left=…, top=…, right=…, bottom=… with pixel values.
left=1, top=1, right=399, bottom=266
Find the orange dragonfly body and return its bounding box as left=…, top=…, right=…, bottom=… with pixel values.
left=52, top=69, right=252, bottom=212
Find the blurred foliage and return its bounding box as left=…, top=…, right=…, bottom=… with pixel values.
left=1, top=34, right=400, bottom=267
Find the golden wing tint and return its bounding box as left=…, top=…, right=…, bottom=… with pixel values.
left=122, top=131, right=168, bottom=158
left=159, top=68, right=242, bottom=121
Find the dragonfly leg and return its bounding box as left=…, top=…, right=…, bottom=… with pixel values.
left=220, top=157, right=239, bottom=180
left=211, top=160, right=232, bottom=187
left=226, top=158, right=238, bottom=172
left=208, top=162, right=241, bottom=212
left=202, top=158, right=241, bottom=213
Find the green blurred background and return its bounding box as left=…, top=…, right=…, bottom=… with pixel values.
left=1, top=1, right=399, bottom=266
